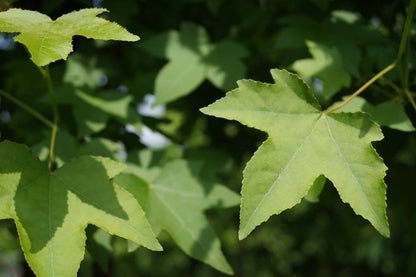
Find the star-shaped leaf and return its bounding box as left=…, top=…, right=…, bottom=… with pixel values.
left=0, top=8, right=139, bottom=66
left=0, top=140, right=161, bottom=277
left=141, top=22, right=248, bottom=105
left=201, top=69, right=389, bottom=240
left=117, top=151, right=240, bottom=274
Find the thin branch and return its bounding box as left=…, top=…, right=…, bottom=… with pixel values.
left=41, top=66, right=59, bottom=172
left=397, top=0, right=416, bottom=62
left=0, top=89, right=54, bottom=128
left=323, top=62, right=396, bottom=115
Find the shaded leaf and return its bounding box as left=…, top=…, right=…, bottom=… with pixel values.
left=118, top=151, right=239, bottom=274
left=141, top=22, right=247, bottom=104
left=55, top=87, right=141, bottom=137
left=330, top=96, right=415, bottom=132
left=292, top=40, right=351, bottom=98
left=0, top=141, right=161, bottom=277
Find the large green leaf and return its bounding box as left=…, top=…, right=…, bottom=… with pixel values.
left=141, top=22, right=248, bottom=105
left=0, top=8, right=139, bottom=66
left=117, top=152, right=240, bottom=274
left=0, top=141, right=161, bottom=277
left=201, top=69, right=389, bottom=239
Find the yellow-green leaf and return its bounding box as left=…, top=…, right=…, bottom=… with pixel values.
left=0, top=8, right=139, bottom=66
left=201, top=69, right=389, bottom=240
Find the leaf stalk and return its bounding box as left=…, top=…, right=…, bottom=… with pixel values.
left=397, top=0, right=416, bottom=110
left=41, top=66, right=59, bottom=172
left=0, top=90, right=54, bottom=128
left=323, top=62, right=396, bottom=115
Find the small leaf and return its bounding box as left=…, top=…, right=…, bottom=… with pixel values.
left=55, top=87, right=141, bottom=137
left=0, top=8, right=139, bottom=66
left=205, top=41, right=249, bottom=91
left=292, top=40, right=351, bottom=98
left=330, top=96, right=415, bottom=132
left=141, top=22, right=247, bottom=105
left=201, top=69, right=389, bottom=240
left=0, top=141, right=161, bottom=277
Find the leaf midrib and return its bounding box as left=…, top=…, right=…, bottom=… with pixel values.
left=324, top=116, right=378, bottom=221
left=242, top=115, right=321, bottom=234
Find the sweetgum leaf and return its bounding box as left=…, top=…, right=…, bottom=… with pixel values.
left=201, top=69, right=389, bottom=240
left=0, top=8, right=139, bottom=66
left=0, top=141, right=161, bottom=277
left=292, top=40, right=351, bottom=98
left=141, top=22, right=247, bottom=105
left=118, top=153, right=239, bottom=274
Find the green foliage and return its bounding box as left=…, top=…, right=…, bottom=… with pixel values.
left=0, top=8, right=139, bottom=66
left=119, top=153, right=240, bottom=274
left=141, top=22, right=248, bottom=105
left=0, top=141, right=161, bottom=277
left=1, top=1, right=416, bottom=276
left=330, top=96, right=415, bottom=132
left=202, top=69, right=389, bottom=239
left=292, top=40, right=351, bottom=98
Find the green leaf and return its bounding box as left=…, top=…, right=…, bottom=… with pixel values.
left=63, top=54, right=105, bottom=89
left=32, top=130, right=124, bottom=167
left=0, top=8, right=139, bottom=66
left=304, top=175, right=326, bottom=203
left=118, top=153, right=239, bottom=274
left=141, top=22, right=247, bottom=105
left=55, top=87, right=141, bottom=137
left=0, top=140, right=161, bottom=277
left=330, top=96, right=415, bottom=132
left=205, top=41, right=249, bottom=91
left=292, top=40, right=351, bottom=98
left=201, top=69, right=389, bottom=240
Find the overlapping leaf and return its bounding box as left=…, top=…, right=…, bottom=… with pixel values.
left=141, top=22, right=248, bottom=104
left=116, top=150, right=240, bottom=274
left=55, top=86, right=141, bottom=137
left=276, top=14, right=387, bottom=98
left=0, top=8, right=139, bottom=66
left=32, top=130, right=124, bottom=167
left=292, top=40, right=351, bottom=98
left=330, top=96, right=415, bottom=132
left=201, top=69, right=389, bottom=239
left=0, top=140, right=161, bottom=277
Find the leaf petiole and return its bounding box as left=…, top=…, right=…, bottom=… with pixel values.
left=0, top=89, right=54, bottom=128
left=323, top=62, right=396, bottom=115
left=39, top=66, right=59, bottom=172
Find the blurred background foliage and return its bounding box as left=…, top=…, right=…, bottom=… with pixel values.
left=1, top=0, right=416, bottom=276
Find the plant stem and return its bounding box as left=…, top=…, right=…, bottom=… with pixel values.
left=0, top=90, right=54, bottom=128
left=404, top=88, right=416, bottom=111
left=397, top=0, right=416, bottom=63
left=41, top=66, right=59, bottom=172
left=397, top=0, right=416, bottom=110
left=323, top=62, right=396, bottom=115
